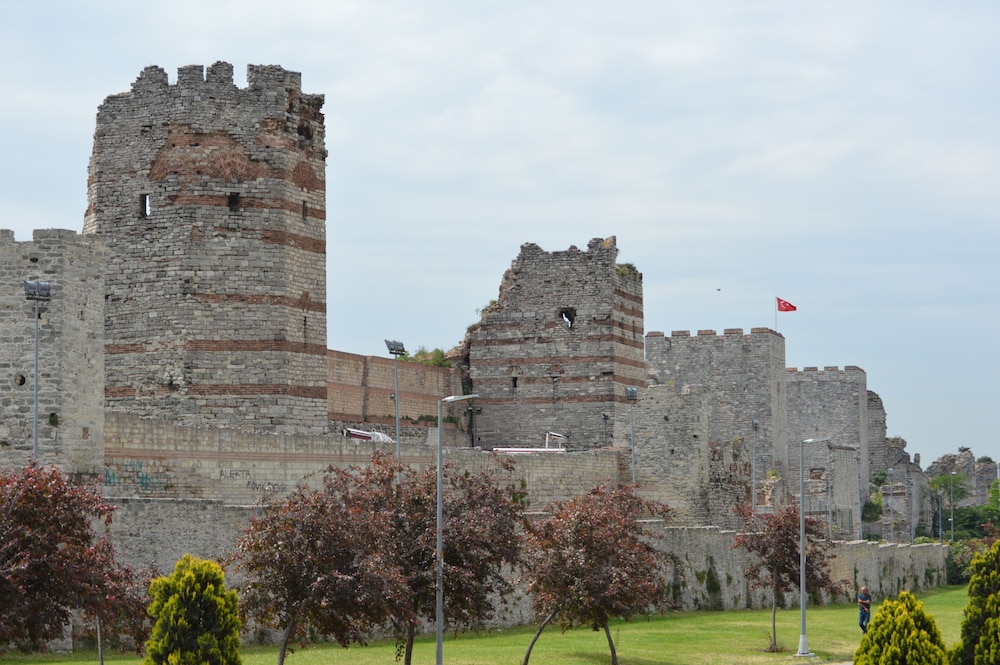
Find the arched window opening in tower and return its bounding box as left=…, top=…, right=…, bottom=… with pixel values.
left=558, top=307, right=576, bottom=329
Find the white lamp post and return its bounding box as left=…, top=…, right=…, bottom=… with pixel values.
left=23, top=279, right=51, bottom=463
left=436, top=393, right=478, bottom=665
left=950, top=471, right=957, bottom=542
left=385, top=340, right=406, bottom=458
left=798, top=437, right=830, bottom=657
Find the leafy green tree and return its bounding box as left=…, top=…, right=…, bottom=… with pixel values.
left=854, top=591, right=947, bottom=665
left=733, top=504, right=840, bottom=652
left=0, top=464, right=122, bottom=652
left=144, top=555, right=241, bottom=665
left=951, top=539, right=1000, bottom=665
left=521, top=484, right=672, bottom=665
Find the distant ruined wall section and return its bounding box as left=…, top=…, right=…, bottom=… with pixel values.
left=84, top=63, right=328, bottom=433
left=467, top=237, right=644, bottom=450
left=0, top=229, right=105, bottom=474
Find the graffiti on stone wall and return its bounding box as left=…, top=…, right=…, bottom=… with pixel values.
left=104, top=458, right=173, bottom=492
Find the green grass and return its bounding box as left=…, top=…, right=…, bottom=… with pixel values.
left=6, top=586, right=968, bottom=665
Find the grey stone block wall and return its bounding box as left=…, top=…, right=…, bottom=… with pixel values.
left=467, top=237, right=644, bottom=450
left=0, top=229, right=105, bottom=474
left=83, top=63, right=328, bottom=433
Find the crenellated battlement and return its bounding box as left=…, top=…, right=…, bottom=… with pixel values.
left=125, top=61, right=313, bottom=101
left=786, top=365, right=866, bottom=374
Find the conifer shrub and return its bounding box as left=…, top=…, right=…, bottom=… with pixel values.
left=144, top=554, right=242, bottom=665
left=854, top=591, right=947, bottom=665
left=951, top=539, right=1000, bottom=665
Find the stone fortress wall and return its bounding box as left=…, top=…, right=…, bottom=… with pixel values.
left=0, top=62, right=948, bottom=622
left=0, top=229, right=106, bottom=474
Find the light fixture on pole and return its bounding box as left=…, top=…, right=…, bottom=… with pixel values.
left=436, top=392, right=478, bottom=665
left=887, top=468, right=894, bottom=544
left=950, top=470, right=957, bottom=542
left=751, top=420, right=759, bottom=511
left=24, top=279, right=51, bottom=463
left=385, top=340, right=406, bottom=458
left=798, top=437, right=830, bottom=658
left=625, top=388, right=638, bottom=491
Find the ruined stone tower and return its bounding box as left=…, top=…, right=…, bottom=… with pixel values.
left=83, top=62, right=328, bottom=433
left=467, top=237, right=644, bottom=449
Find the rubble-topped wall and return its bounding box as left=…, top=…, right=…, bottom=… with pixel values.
left=467, top=237, right=644, bottom=449
left=84, top=63, right=328, bottom=433
left=0, top=229, right=105, bottom=474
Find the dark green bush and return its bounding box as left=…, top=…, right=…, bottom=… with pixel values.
left=951, top=540, right=1000, bottom=665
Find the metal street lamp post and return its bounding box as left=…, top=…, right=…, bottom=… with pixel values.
left=385, top=340, right=406, bottom=458
left=436, top=393, right=478, bottom=665
left=751, top=420, right=759, bottom=511
left=625, top=388, right=638, bottom=491
left=798, top=437, right=830, bottom=658
left=938, top=488, right=944, bottom=544
left=855, top=450, right=864, bottom=541
left=950, top=471, right=957, bottom=542
left=24, top=279, right=51, bottom=463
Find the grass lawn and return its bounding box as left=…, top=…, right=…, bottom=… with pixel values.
left=6, top=586, right=967, bottom=665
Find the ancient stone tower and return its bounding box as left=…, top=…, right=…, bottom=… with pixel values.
left=83, top=62, right=328, bottom=433
left=467, top=237, right=644, bottom=449
left=0, top=229, right=105, bottom=473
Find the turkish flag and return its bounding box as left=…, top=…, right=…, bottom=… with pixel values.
left=776, top=297, right=797, bottom=312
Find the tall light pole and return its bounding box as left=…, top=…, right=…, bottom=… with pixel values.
left=887, top=468, right=894, bottom=544
left=938, top=488, right=944, bottom=544
left=385, top=340, right=406, bottom=458
left=855, top=450, right=864, bottom=541
left=625, top=387, right=638, bottom=492
left=436, top=392, right=478, bottom=665
left=950, top=470, right=957, bottom=542
left=798, top=437, right=829, bottom=658
left=24, top=279, right=51, bottom=463
left=751, top=420, right=759, bottom=511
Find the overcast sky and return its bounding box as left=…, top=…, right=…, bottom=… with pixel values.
left=2, top=1, right=998, bottom=467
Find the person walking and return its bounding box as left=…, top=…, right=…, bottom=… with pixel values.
left=858, top=585, right=873, bottom=634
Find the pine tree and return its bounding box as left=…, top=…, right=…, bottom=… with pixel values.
left=854, top=591, right=947, bottom=665
left=144, top=555, right=241, bottom=665
left=951, top=539, right=1000, bottom=665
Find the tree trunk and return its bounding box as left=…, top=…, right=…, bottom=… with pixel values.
left=602, top=623, right=619, bottom=665
left=277, top=609, right=300, bottom=665
left=770, top=585, right=779, bottom=652
left=403, top=623, right=415, bottom=665
left=522, top=609, right=559, bottom=665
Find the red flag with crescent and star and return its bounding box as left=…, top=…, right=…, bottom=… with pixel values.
left=776, top=297, right=797, bottom=312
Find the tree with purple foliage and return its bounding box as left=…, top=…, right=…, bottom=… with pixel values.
left=521, top=484, right=672, bottom=665
left=0, top=464, right=124, bottom=652
left=733, top=504, right=842, bottom=652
